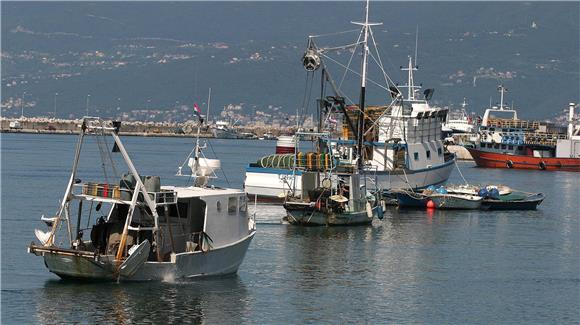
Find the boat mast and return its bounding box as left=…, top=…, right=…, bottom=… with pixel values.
left=206, top=88, right=212, bottom=125
left=498, top=85, right=506, bottom=110
left=353, top=0, right=380, bottom=170
left=401, top=56, right=418, bottom=101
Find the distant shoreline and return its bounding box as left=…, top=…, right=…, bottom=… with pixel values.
left=0, top=128, right=212, bottom=138
left=0, top=117, right=289, bottom=139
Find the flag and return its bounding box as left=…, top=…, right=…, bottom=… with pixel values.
left=193, top=103, right=203, bottom=123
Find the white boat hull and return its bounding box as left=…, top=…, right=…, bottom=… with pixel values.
left=212, top=128, right=238, bottom=139
left=375, top=157, right=455, bottom=190
left=245, top=156, right=455, bottom=203
left=41, top=232, right=255, bottom=281
left=244, top=167, right=302, bottom=203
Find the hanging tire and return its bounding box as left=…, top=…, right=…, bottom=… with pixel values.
left=506, top=160, right=514, bottom=168
left=539, top=161, right=546, bottom=170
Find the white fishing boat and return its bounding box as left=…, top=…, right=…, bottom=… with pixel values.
left=28, top=117, right=255, bottom=281
left=443, top=98, right=476, bottom=135
left=244, top=1, right=455, bottom=204
left=211, top=120, right=238, bottom=139
left=365, top=56, right=455, bottom=190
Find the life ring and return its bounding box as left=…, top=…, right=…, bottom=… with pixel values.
left=506, top=160, right=514, bottom=168
left=539, top=161, right=546, bottom=170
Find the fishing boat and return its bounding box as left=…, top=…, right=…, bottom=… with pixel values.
left=28, top=117, right=255, bottom=281
left=282, top=2, right=387, bottom=226
left=211, top=120, right=238, bottom=139
left=481, top=191, right=545, bottom=210
left=429, top=193, right=483, bottom=210
left=442, top=99, right=476, bottom=135
left=244, top=1, right=455, bottom=205
left=395, top=182, right=539, bottom=211
left=282, top=134, right=384, bottom=226
left=467, top=86, right=579, bottom=171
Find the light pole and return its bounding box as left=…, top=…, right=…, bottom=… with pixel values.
left=53, top=93, right=58, bottom=119
left=21, top=91, right=27, bottom=118
left=85, top=94, right=91, bottom=117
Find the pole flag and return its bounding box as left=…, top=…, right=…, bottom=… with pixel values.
left=193, top=103, right=204, bottom=123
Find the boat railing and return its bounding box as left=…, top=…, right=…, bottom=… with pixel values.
left=487, top=118, right=540, bottom=130
left=72, top=183, right=177, bottom=206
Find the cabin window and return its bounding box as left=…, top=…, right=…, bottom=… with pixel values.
left=438, top=147, right=442, bottom=156
left=216, top=200, right=222, bottom=212
left=228, top=197, right=237, bottom=214
left=501, top=144, right=507, bottom=150
left=414, top=152, right=419, bottom=160
left=517, top=146, right=523, bottom=150
left=239, top=196, right=247, bottom=212
left=508, top=145, right=514, bottom=150
left=494, top=144, right=500, bottom=149
left=426, top=150, right=431, bottom=159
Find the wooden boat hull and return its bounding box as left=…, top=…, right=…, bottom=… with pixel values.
left=32, top=232, right=255, bottom=281
left=283, top=203, right=378, bottom=226
left=467, top=148, right=580, bottom=172
left=429, top=194, right=482, bottom=210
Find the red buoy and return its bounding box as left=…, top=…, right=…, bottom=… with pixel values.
left=426, top=200, right=436, bottom=209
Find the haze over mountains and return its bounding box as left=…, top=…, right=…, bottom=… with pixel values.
left=1, top=1, right=579, bottom=122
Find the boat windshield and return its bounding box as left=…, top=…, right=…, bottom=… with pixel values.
left=488, top=110, right=516, bottom=120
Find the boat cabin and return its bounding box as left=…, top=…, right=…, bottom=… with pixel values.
left=81, top=183, right=249, bottom=262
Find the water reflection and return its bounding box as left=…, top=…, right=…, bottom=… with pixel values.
left=36, top=276, right=249, bottom=324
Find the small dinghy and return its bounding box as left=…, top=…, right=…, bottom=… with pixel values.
left=395, top=190, right=430, bottom=208
left=429, top=193, right=483, bottom=210
left=481, top=191, right=545, bottom=210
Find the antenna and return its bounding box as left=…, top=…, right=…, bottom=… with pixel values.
left=206, top=88, right=212, bottom=125
left=414, top=25, right=419, bottom=66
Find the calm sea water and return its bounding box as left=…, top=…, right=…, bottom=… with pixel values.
left=1, top=133, right=579, bottom=324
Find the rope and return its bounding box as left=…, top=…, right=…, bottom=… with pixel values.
left=309, top=29, right=360, bottom=39
left=454, top=159, right=469, bottom=185
left=339, top=29, right=363, bottom=90
left=94, top=125, right=111, bottom=184
left=207, top=140, right=230, bottom=187
left=100, top=120, right=122, bottom=184
left=298, top=72, right=315, bottom=129
left=368, top=27, right=398, bottom=88
left=319, top=52, right=391, bottom=94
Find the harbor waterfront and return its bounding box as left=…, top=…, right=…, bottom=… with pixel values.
left=2, top=133, right=579, bottom=323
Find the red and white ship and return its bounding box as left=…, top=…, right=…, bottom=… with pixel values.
left=467, top=86, right=580, bottom=172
